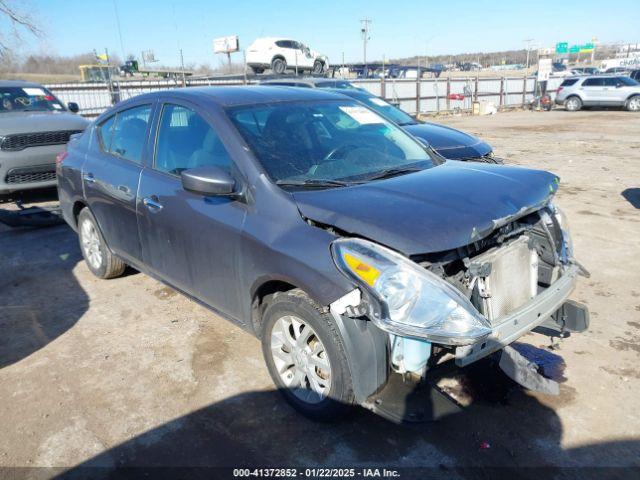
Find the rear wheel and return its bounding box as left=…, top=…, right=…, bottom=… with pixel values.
left=271, top=57, right=286, bottom=75
left=261, top=289, right=354, bottom=421
left=626, top=95, right=640, bottom=112
left=565, top=96, right=582, bottom=112
left=312, top=60, right=325, bottom=75
left=77, top=208, right=126, bottom=279
left=250, top=66, right=265, bottom=75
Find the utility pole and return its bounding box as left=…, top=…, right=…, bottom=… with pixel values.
left=524, top=38, right=534, bottom=70
left=361, top=18, right=371, bottom=74
left=179, top=48, right=186, bottom=87
left=112, top=0, right=126, bottom=61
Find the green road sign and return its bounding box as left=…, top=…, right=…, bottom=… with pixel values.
left=580, top=43, right=595, bottom=53
left=556, top=42, right=568, bottom=54
left=569, top=45, right=581, bottom=54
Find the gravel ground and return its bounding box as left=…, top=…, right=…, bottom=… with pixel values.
left=0, top=109, right=639, bottom=478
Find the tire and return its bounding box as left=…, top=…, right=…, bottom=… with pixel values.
left=565, top=96, right=582, bottom=112
left=625, top=95, right=640, bottom=112
left=312, top=60, right=324, bottom=75
left=261, top=289, right=355, bottom=421
left=77, top=208, right=126, bottom=279
left=271, top=57, right=286, bottom=75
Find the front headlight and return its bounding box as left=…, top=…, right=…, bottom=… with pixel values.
left=331, top=238, right=491, bottom=345
left=550, top=203, right=573, bottom=260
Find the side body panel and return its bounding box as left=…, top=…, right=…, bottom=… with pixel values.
left=82, top=100, right=156, bottom=264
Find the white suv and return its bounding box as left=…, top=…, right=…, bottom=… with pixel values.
left=555, top=75, right=640, bottom=112
left=246, top=37, right=329, bottom=75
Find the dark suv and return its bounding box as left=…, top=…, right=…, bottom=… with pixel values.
left=58, top=87, right=588, bottom=422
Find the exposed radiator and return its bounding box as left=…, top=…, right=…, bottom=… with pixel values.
left=471, top=235, right=539, bottom=323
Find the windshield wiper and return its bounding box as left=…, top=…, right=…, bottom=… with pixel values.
left=363, top=166, right=424, bottom=181
left=276, top=179, right=352, bottom=189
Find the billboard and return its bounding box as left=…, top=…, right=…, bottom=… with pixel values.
left=213, top=36, right=240, bottom=54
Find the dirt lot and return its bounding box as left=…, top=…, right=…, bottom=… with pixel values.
left=1, top=109, right=639, bottom=477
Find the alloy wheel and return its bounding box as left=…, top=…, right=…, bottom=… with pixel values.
left=80, top=218, right=102, bottom=269
left=566, top=97, right=580, bottom=111
left=628, top=97, right=640, bottom=112
left=270, top=315, right=332, bottom=404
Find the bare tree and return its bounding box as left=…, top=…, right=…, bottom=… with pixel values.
left=0, top=0, right=42, bottom=58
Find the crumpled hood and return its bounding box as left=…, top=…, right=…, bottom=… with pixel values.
left=0, top=111, right=89, bottom=136
left=404, top=122, right=492, bottom=160
left=293, top=161, right=559, bottom=256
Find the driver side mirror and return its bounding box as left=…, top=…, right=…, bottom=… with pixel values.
left=181, top=166, right=237, bottom=197
left=67, top=102, right=80, bottom=113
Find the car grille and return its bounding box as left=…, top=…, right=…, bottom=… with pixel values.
left=471, top=236, right=539, bottom=323
left=5, top=165, right=57, bottom=185
left=0, top=130, right=82, bottom=151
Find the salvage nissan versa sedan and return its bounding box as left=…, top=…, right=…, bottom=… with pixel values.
left=58, top=87, right=589, bottom=422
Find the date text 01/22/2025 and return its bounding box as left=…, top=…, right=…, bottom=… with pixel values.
left=232, top=468, right=401, bottom=478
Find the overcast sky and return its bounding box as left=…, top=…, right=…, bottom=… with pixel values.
left=11, top=0, right=640, bottom=66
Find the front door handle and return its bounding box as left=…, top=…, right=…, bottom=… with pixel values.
left=83, top=173, right=95, bottom=183
left=143, top=195, right=163, bottom=212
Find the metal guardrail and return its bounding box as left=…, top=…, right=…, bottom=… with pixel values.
left=46, top=75, right=551, bottom=117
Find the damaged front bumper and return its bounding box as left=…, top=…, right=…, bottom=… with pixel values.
left=455, top=263, right=585, bottom=366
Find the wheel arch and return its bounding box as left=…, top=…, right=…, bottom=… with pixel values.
left=251, top=277, right=389, bottom=404
left=72, top=199, right=88, bottom=227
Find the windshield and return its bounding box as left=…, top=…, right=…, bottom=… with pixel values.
left=351, top=93, right=416, bottom=126
left=227, top=100, right=435, bottom=187
left=0, top=86, right=65, bottom=113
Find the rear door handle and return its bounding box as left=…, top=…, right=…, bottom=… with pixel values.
left=117, top=185, right=131, bottom=194
left=83, top=173, right=95, bottom=183
left=143, top=195, right=163, bottom=211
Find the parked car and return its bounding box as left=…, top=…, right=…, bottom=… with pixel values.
left=0, top=81, right=88, bottom=196
left=569, top=67, right=598, bottom=75
left=262, top=78, right=498, bottom=162
left=555, top=75, right=640, bottom=111
left=58, top=87, right=589, bottom=422
left=246, top=37, right=329, bottom=75
left=603, top=67, right=632, bottom=75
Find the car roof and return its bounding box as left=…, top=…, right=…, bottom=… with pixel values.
left=0, top=80, right=46, bottom=88
left=252, top=37, right=295, bottom=43
left=116, top=85, right=347, bottom=108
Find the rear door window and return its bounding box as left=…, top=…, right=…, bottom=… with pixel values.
left=97, top=114, right=117, bottom=151
left=582, top=78, right=604, bottom=87
left=98, top=105, right=152, bottom=163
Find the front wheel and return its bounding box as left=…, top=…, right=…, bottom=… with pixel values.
left=565, top=96, right=582, bottom=112
left=626, top=95, right=640, bottom=112
left=77, top=208, right=126, bottom=279
left=261, top=289, right=355, bottom=421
